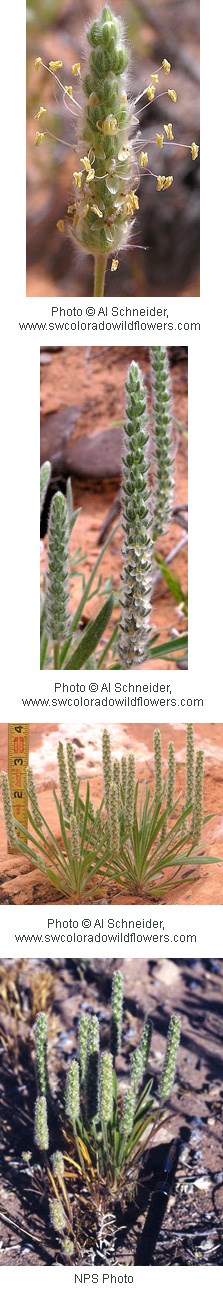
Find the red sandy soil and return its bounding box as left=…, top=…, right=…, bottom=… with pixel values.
left=40, top=347, right=188, bottom=670
left=0, top=722, right=222, bottom=906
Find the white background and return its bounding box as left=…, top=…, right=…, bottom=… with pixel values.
left=0, top=0, right=223, bottom=1284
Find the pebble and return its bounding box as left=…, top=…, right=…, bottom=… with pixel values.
left=199, top=1238, right=216, bottom=1253
left=194, top=1177, right=211, bottom=1191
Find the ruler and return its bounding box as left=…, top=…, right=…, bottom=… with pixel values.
left=8, top=724, right=29, bottom=852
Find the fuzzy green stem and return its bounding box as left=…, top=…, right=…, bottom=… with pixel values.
left=158, top=1014, right=181, bottom=1100
left=110, top=970, right=123, bottom=1057
left=94, top=252, right=108, bottom=297
left=118, top=361, right=153, bottom=667
left=154, top=728, right=162, bottom=804
left=192, top=749, right=204, bottom=845
left=53, top=642, right=60, bottom=669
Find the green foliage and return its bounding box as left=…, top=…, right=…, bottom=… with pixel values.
left=40, top=468, right=117, bottom=670
left=1, top=727, right=219, bottom=902
left=31, top=973, right=181, bottom=1259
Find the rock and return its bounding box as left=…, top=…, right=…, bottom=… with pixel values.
left=40, top=406, right=80, bottom=470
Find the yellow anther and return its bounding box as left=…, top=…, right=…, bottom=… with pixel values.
left=35, top=131, right=45, bottom=146
left=67, top=204, right=76, bottom=214
left=162, top=59, right=171, bottom=74
left=64, top=85, right=73, bottom=97
left=91, top=204, right=103, bottom=217
left=164, top=122, right=174, bottom=140
left=35, top=106, right=47, bottom=121
left=156, top=175, right=165, bottom=190
left=72, top=63, right=81, bottom=76
left=191, top=142, right=199, bottom=160
left=146, top=84, right=155, bottom=101
left=140, top=151, right=148, bottom=168
left=56, top=220, right=65, bottom=232
left=73, top=171, right=82, bottom=188
left=131, top=192, right=139, bottom=211
left=83, top=203, right=90, bottom=216
left=98, top=115, right=118, bottom=135
left=80, top=157, right=95, bottom=180
left=168, top=88, right=177, bottom=102
left=111, top=258, right=119, bottom=271
left=156, top=133, right=164, bottom=148
left=151, top=74, right=159, bottom=83
left=163, top=175, right=173, bottom=189
left=49, top=60, right=63, bottom=72
left=34, top=58, right=42, bottom=70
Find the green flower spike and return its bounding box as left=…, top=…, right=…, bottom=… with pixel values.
left=85, top=1016, right=100, bottom=1120
left=124, top=752, right=136, bottom=836
left=45, top=492, right=70, bottom=661
left=140, top=1017, right=152, bottom=1070
left=40, top=460, right=51, bottom=518
left=118, top=362, right=153, bottom=667
left=1, top=772, right=19, bottom=852
left=49, top=1199, right=66, bottom=1235
left=110, top=970, right=123, bottom=1057
left=108, top=781, right=120, bottom=857
left=66, top=741, right=78, bottom=795
left=78, top=1013, right=89, bottom=1085
left=34, top=1095, right=49, bottom=1150
left=102, top=728, right=112, bottom=813
left=151, top=347, right=174, bottom=538
left=131, top=1046, right=144, bottom=1092
left=186, top=722, right=194, bottom=809
left=57, top=742, right=72, bottom=819
left=154, top=728, right=163, bottom=803
left=26, top=767, right=43, bottom=830
left=71, top=7, right=136, bottom=296
left=158, top=1014, right=181, bottom=1100
left=36, top=1011, right=47, bottom=1097
left=65, top=1059, right=80, bottom=1127
left=121, top=1085, right=136, bottom=1137
left=99, top=1051, right=113, bottom=1124
left=192, top=749, right=204, bottom=846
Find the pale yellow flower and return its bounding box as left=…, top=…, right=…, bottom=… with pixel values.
left=48, top=60, right=62, bottom=72
left=162, top=59, right=171, bottom=74
left=35, top=106, right=47, bottom=121
left=156, top=133, right=164, bottom=149
left=73, top=171, right=82, bottom=188
left=191, top=142, right=199, bottom=160
left=168, top=89, right=177, bottom=103
left=35, top=131, right=45, bottom=146
left=140, top=151, right=148, bottom=168
left=146, top=84, right=155, bottom=101
left=164, top=123, right=174, bottom=140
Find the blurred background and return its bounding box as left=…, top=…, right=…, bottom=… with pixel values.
left=27, top=0, right=200, bottom=297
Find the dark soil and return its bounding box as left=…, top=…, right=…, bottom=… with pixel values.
left=0, top=958, right=222, bottom=1266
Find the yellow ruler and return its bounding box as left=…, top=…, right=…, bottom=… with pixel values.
left=8, top=724, right=29, bottom=852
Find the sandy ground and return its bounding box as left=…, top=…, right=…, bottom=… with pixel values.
left=0, top=958, right=222, bottom=1266
left=40, top=347, right=188, bottom=670
left=0, top=723, right=222, bottom=905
